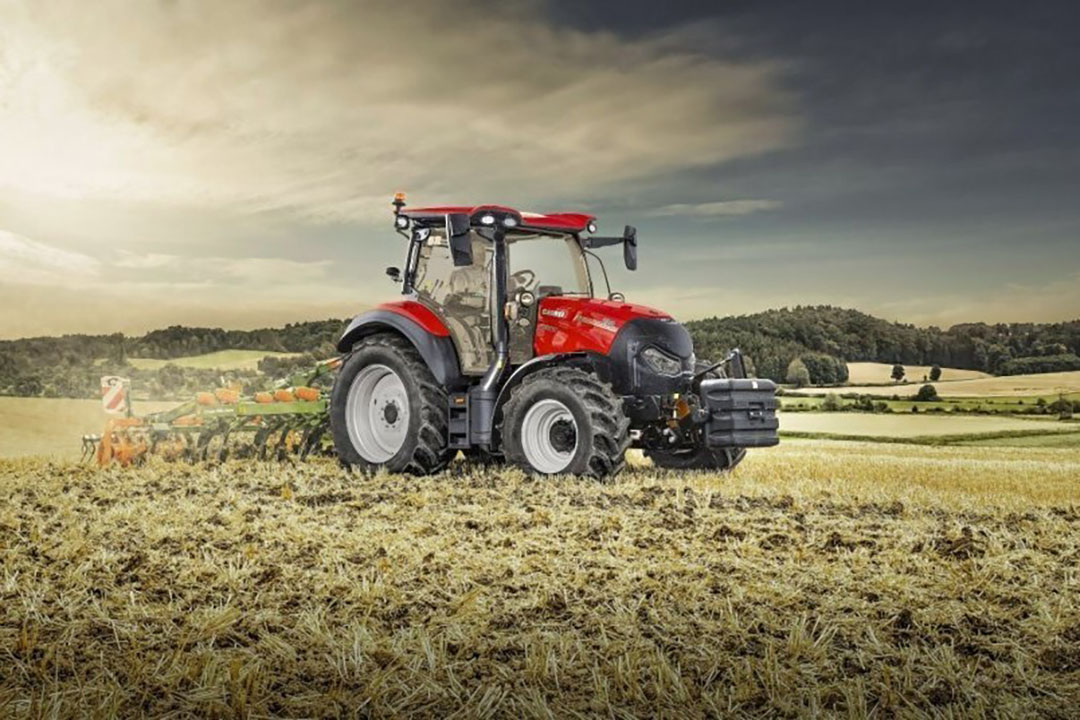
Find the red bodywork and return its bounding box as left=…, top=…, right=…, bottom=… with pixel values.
left=378, top=300, right=450, bottom=337
left=533, top=297, right=671, bottom=356
left=380, top=297, right=670, bottom=359
left=403, top=205, right=596, bottom=234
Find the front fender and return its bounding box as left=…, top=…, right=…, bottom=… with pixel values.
left=338, top=309, right=464, bottom=388
left=493, top=352, right=610, bottom=415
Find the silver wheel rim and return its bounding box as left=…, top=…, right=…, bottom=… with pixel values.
left=520, top=398, right=577, bottom=473
left=344, top=364, right=409, bottom=463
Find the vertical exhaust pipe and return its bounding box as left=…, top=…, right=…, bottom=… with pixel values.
left=471, top=227, right=509, bottom=447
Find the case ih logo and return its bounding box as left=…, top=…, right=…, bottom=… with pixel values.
left=540, top=308, right=568, bottom=319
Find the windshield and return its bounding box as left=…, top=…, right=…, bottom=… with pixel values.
left=506, top=234, right=591, bottom=297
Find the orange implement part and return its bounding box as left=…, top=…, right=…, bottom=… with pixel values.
left=274, top=389, right=295, bottom=403
left=294, top=386, right=320, bottom=402
left=196, top=392, right=217, bottom=407
left=173, top=415, right=202, bottom=427
left=96, top=417, right=148, bottom=467
left=214, top=388, right=239, bottom=404
left=254, top=391, right=273, bottom=404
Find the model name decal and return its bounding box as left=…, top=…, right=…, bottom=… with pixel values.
left=575, top=313, right=618, bottom=332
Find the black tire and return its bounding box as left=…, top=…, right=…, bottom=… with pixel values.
left=645, top=358, right=746, bottom=472
left=330, top=333, right=453, bottom=475
left=501, top=366, right=630, bottom=478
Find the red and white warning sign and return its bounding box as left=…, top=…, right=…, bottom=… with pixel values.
left=100, top=376, right=130, bottom=415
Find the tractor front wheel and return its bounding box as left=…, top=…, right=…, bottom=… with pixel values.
left=330, top=333, right=453, bottom=475
left=501, top=367, right=630, bottom=478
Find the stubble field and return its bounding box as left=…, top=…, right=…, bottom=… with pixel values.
left=2, top=442, right=1079, bottom=718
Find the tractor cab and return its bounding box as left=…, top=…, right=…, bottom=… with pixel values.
left=399, top=220, right=609, bottom=373
left=331, top=194, right=778, bottom=477
left=390, top=198, right=637, bottom=375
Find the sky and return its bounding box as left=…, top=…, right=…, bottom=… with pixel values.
left=0, top=0, right=1077, bottom=339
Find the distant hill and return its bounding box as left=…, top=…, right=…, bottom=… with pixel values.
left=686, top=306, right=1080, bottom=382
left=2, top=307, right=1080, bottom=397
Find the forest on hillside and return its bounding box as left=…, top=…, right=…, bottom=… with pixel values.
left=688, top=307, right=1080, bottom=383
left=1, top=307, right=1079, bottom=397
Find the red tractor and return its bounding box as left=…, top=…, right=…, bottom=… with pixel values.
left=329, top=195, right=778, bottom=477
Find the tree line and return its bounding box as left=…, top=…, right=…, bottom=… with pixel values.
left=2, top=306, right=1079, bottom=397
left=685, top=306, right=1080, bottom=383
left=0, top=321, right=343, bottom=399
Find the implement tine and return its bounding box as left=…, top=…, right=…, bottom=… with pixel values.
left=275, top=424, right=294, bottom=463
left=300, top=419, right=328, bottom=460
left=81, top=435, right=100, bottom=462
left=256, top=421, right=283, bottom=461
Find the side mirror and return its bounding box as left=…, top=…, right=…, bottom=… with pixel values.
left=623, top=225, right=638, bottom=271
left=386, top=266, right=401, bottom=282
left=446, top=213, right=474, bottom=266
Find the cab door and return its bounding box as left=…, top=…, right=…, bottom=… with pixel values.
left=412, top=234, right=494, bottom=375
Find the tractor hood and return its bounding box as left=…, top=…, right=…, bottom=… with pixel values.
left=533, top=296, right=694, bottom=395
left=534, top=294, right=692, bottom=362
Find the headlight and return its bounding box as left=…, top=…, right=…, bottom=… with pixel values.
left=586, top=221, right=597, bottom=234
left=394, top=214, right=410, bottom=230
left=518, top=290, right=535, bottom=307
left=641, top=346, right=683, bottom=376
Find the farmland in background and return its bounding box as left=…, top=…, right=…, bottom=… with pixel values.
left=778, top=411, right=1078, bottom=439
left=2, top=442, right=1078, bottom=717
left=4, top=394, right=1079, bottom=462
left=0, top=397, right=176, bottom=459
left=788, top=370, right=1080, bottom=398
left=844, top=362, right=991, bottom=385
left=127, top=349, right=302, bottom=371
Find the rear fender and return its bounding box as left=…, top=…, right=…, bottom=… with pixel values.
left=338, top=309, right=465, bottom=388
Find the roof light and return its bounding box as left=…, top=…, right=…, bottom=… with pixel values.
left=394, top=214, right=410, bottom=230
left=393, top=191, right=406, bottom=203
left=502, top=216, right=519, bottom=228
left=586, top=221, right=597, bottom=234
left=480, top=214, right=496, bottom=225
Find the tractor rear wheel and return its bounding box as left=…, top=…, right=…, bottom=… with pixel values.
left=501, top=367, right=630, bottom=478
left=330, top=333, right=453, bottom=475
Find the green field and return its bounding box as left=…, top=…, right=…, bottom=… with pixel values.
left=781, top=393, right=1080, bottom=415
left=127, top=349, right=301, bottom=371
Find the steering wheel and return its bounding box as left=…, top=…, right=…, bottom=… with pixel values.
left=509, top=269, right=536, bottom=293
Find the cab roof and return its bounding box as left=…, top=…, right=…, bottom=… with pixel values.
left=401, top=205, right=596, bottom=233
